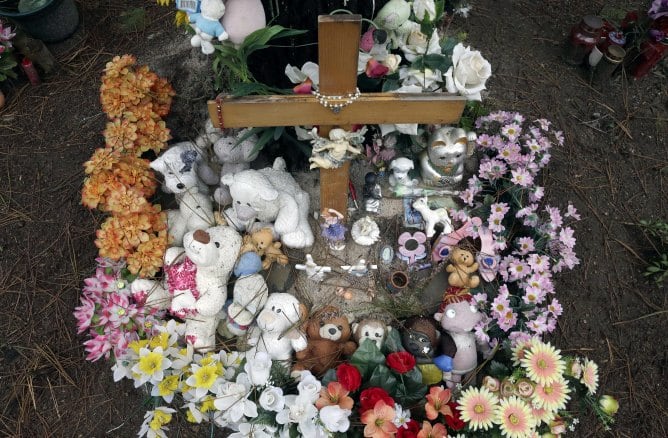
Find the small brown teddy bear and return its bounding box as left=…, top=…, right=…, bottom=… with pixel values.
left=294, top=305, right=357, bottom=376
left=446, top=246, right=480, bottom=289
left=241, top=227, right=289, bottom=270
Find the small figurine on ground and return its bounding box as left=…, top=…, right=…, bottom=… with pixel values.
left=308, top=127, right=366, bottom=170
left=389, top=157, right=419, bottom=189
left=411, top=196, right=453, bottom=238
left=295, top=254, right=332, bottom=282
left=320, top=208, right=347, bottom=250
left=419, top=126, right=476, bottom=188
left=363, top=172, right=382, bottom=214
left=189, top=0, right=229, bottom=55
left=446, top=238, right=480, bottom=290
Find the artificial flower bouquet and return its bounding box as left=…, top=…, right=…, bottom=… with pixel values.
left=81, top=55, right=174, bottom=278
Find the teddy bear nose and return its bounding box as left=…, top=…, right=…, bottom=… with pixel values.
left=193, top=229, right=210, bottom=244
left=176, top=183, right=185, bottom=189
left=328, top=327, right=337, bottom=335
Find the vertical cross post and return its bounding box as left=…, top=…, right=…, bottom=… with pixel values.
left=316, top=15, right=361, bottom=218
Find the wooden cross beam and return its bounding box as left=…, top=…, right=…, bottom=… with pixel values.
left=208, top=14, right=466, bottom=219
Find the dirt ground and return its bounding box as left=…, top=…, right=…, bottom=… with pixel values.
left=0, top=0, right=666, bottom=436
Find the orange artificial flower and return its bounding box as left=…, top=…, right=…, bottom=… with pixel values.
left=95, top=216, right=128, bottom=260
left=127, top=232, right=168, bottom=277
left=104, top=118, right=138, bottom=152
left=104, top=184, right=150, bottom=214
left=360, top=400, right=397, bottom=438
left=425, top=386, right=453, bottom=420
left=316, top=381, right=354, bottom=410
left=417, top=421, right=448, bottom=438
left=83, top=147, right=120, bottom=175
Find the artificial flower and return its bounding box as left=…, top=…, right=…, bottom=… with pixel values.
left=386, top=351, right=416, bottom=374
left=457, top=386, right=498, bottom=431
left=319, top=405, right=351, bottom=433
left=392, top=403, right=412, bottom=429
left=424, top=386, right=453, bottom=420
left=413, top=0, right=437, bottom=21
left=259, top=386, right=285, bottom=412
left=138, top=406, right=175, bottom=438
left=444, top=43, right=492, bottom=100
left=532, top=379, right=571, bottom=412
left=296, top=370, right=323, bottom=403
left=445, top=401, right=466, bottom=431
left=599, top=395, right=619, bottom=416
left=361, top=400, right=398, bottom=438
left=359, top=387, right=395, bottom=414
left=336, top=362, right=362, bottom=391
left=316, top=381, right=354, bottom=410
left=396, top=419, right=420, bottom=438
left=520, top=341, right=565, bottom=386
left=244, top=351, right=272, bottom=386
left=416, top=421, right=447, bottom=438
left=132, top=346, right=172, bottom=386
left=581, top=358, right=599, bottom=394
left=285, top=62, right=320, bottom=93
left=494, top=396, right=536, bottom=438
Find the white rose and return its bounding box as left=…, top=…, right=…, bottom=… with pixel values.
left=259, top=386, right=285, bottom=412
left=319, top=405, right=351, bottom=433
left=401, top=28, right=441, bottom=62
left=413, top=0, right=436, bottom=21
left=382, top=54, right=402, bottom=73
left=244, top=351, right=272, bottom=386
left=296, top=371, right=322, bottom=403
left=444, top=43, right=492, bottom=101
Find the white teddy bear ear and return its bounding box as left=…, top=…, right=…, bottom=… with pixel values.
left=352, top=322, right=359, bottom=333
left=150, top=156, right=165, bottom=173
left=386, top=326, right=392, bottom=333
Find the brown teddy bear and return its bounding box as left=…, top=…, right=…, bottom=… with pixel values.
left=294, top=305, right=357, bottom=376
left=240, top=227, right=289, bottom=270
left=446, top=246, right=480, bottom=289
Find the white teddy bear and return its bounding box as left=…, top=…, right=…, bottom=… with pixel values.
left=211, top=128, right=260, bottom=205
left=246, top=293, right=308, bottom=362
left=150, top=142, right=215, bottom=246
left=189, top=0, right=229, bottom=55
left=131, top=226, right=242, bottom=351
left=218, top=252, right=269, bottom=337
left=221, top=157, right=314, bottom=248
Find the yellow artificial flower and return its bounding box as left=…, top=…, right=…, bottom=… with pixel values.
left=175, top=10, right=189, bottom=27
left=149, top=408, right=172, bottom=430
left=157, top=375, right=179, bottom=397
left=138, top=351, right=165, bottom=376
left=191, top=364, right=219, bottom=389
left=149, top=332, right=170, bottom=350
left=156, top=0, right=172, bottom=6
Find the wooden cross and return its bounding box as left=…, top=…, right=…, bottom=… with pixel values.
left=208, top=14, right=466, bottom=219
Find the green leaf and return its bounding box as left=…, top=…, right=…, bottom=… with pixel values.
left=250, top=128, right=276, bottom=157
left=351, top=339, right=386, bottom=366
left=382, top=328, right=404, bottom=354
left=368, top=364, right=396, bottom=393
left=394, top=376, right=428, bottom=405
left=440, top=36, right=459, bottom=55
left=487, top=360, right=511, bottom=379
left=321, top=368, right=337, bottom=387
left=273, top=126, right=285, bottom=141
left=423, top=53, right=452, bottom=72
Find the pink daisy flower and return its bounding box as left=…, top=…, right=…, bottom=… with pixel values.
left=528, top=186, right=544, bottom=202
left=494, top=396, right=535, bottom=438
left=527, top=254, right=551, bottom=273
left=490, top=202, right=510, bottom=217
left=457, top=386, right=498, bottom=431
left=488, top=215, right=505, bottom=233
left=515, top=236, right=535, bottom=255
left=532, top=379, right=571, bottom=412
left=508, top=259, right=530, bottom=281
left=581, top=359, right=599, bottom=394
left=498, top=310, right=518, bottom=332
left=559, top=227, right=576, bottom=249
left=491, top=296, right=510, bottom=317
left=501, top=123, right=522, bottom=141
left=547, top=299, right=563, bottom=317
left=510, top=168, right=534, bottom=187
left=520, top=342, right=565, bottom=386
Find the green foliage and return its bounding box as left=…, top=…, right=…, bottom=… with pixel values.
left=0, top=52, right=17, bottom=82
left=350, top=339, right=385, bottom=380
left=213, top=25, right=307, bottom=89
left=119, top=8, right=147, bottom=33
left=459, top=100, right=490, bottom=131
left=382, top=327, right=404, bottom=354
left=638, top=219, right=668, bottom=286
